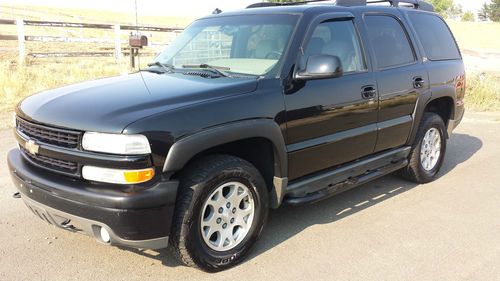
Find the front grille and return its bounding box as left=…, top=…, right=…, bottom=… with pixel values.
left=17, top=117, right=81, bottom=148
left=20, top=147, right=79, bottom=175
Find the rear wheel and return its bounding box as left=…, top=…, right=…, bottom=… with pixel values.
left=170, top=154, right=268, bottom=272
left=400, top=113, right=447, bottom=183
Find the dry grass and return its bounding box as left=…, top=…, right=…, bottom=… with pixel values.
left=0, top=56, right=128, bottom=128
left=447, top=21, right=500, bottom=51
left=464, top=73, right=500, bottom=112
left=1, top=57, right=123, bottom=111
left=0, top=4, right=193, bottom=28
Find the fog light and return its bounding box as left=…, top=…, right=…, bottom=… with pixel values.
left=100, top=227, right=111, bottom=243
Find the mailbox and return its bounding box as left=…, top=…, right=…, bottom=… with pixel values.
left=129, top=35, right=148, bottom=48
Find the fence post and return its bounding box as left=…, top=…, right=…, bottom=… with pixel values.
left=16, top=18, right=25, bottom=64
left=114, top=24, right=122, bottom=62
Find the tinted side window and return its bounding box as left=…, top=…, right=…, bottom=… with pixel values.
left=304, top=20, right=366, bottom=73
left=365, top=15, right=415, bottom=69
left=409, top=13, right=461, bottom=61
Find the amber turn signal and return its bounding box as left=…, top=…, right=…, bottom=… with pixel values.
left=124, top=168, right=155, bottom=184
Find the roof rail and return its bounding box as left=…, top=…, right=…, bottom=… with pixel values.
left=363, top=0, right=434, bottom=12
left=246, top=0, right=330, bottom=9
left=246, top=0, right=434, bottom=12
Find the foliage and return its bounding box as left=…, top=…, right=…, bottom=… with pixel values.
left=461, top=11, right=475, bottom=22
left=427, top=0, right=454, bottom=17
left=490, top=0, right=500, bottom=21
left=479, top=3, right=491, bottom=21
left=479, top=0, right=500, bottom=22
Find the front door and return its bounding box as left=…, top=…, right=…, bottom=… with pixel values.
left=284, top=16, right=378, bottom=180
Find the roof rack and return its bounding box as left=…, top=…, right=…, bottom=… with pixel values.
left=246, top=0, right=434, bottom=12
left=364, top=0, right=434, bottom=11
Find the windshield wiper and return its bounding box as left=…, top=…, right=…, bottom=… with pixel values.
left=146, top=61, right=175, bottom=73
left=182, top=64, right=232, bottom=78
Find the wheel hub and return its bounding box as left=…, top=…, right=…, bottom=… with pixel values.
left=200, top=181, right=255, bottom=251
left=420, top=128, right=442, bottom=171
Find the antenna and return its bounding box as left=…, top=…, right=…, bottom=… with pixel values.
left=135, top=0, right=141, bottom=70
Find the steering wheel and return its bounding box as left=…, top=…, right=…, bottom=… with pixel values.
left=265, top=51, right=282, bottom=59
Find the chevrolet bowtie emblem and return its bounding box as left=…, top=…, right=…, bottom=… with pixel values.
left=25, top=139, right=40, bottom=155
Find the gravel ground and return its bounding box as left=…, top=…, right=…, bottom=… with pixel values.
left=0, top=113, right=499, bottom=281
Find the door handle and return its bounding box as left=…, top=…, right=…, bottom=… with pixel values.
left=361, top=86, right=377, bottom=99
left=413, top=77, right=425, bottom=89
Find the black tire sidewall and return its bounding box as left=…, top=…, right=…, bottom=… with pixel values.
left=185, top=166, right=268, bottom=271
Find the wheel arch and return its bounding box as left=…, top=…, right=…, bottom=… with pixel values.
left=163, top=119, right=288, bottom=208
left=408, top=93, right=456, bottom=144
left=423, top=96, right=455, bottom=128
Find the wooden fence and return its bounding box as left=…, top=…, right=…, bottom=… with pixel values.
left=0, top=18, right=183, bottom=63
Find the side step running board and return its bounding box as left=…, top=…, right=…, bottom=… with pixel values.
left=283, top=146, right=410, bottom=206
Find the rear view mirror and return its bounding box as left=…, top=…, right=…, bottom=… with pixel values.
left=295, top=55, right=343, bottom=81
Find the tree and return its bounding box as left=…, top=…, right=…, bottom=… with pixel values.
left=461, top=11, right=475, bottom=22
left=491, top=0, right=500, bottom=22
left=427, top=0, right=454, bottom=17
left=479, top=0, right=500, bottom=22
left=478, top=3, right=491, bottom=21
left=448, top=3, right=464, bottom=19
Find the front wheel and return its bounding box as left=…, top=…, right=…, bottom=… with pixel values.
left=170, top=155, right=269, bottom=272
left=400, top=113, right=447, bottom=183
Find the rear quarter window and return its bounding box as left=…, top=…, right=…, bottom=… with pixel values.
left=408, top=13, right=461, bottom=61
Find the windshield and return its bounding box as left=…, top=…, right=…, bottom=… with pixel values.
left=154, top=14, right=299, bottom=76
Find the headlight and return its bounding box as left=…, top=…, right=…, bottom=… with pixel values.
left=82, top=166, right=155, bottom=184
left=82, top=132, right=151, bottom=155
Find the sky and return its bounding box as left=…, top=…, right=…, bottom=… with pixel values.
left=0, top=0, right=491, bottom=17
left=454, top=0, right=489, bottom=14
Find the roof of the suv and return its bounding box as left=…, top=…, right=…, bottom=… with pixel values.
left=206, top=4, right=349, bottom=16
left=201, top=2, right=435, bottom=19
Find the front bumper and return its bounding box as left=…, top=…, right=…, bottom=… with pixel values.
left=8, top=149, right=179, bottom=249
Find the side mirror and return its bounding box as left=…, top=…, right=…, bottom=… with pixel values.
left=295, top=55, right=343, bottom=81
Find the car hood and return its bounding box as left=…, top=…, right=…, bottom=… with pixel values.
left=17, top=71, right=258, bottom=133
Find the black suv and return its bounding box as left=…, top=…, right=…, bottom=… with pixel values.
left=8, top=0, right=465, bottom=272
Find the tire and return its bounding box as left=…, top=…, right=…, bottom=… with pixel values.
left=170, top=154, right=269, bottom=272
left=400, top=112, right=447, bottom=183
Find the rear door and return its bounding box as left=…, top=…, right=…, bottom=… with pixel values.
left=362, top=12, right=428, bottom=152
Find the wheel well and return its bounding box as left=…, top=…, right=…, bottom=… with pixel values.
left=173, top=138, right=275, bottom=193
left=424, top=97, right=454, bottom=126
